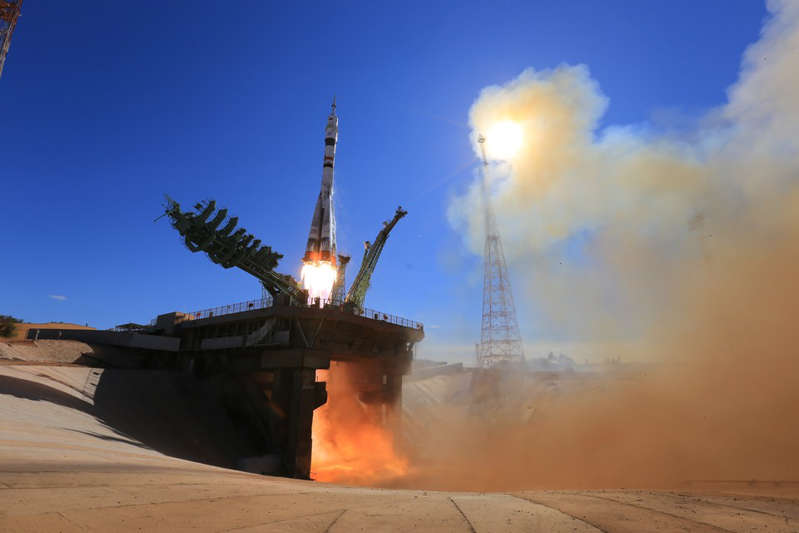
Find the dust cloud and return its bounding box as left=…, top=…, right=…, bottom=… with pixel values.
left=413, top=0, right=799, bottom=490
left=310, top=2, right=799, bottom=491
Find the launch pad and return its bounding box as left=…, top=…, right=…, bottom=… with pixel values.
left=27, top=101, right=424, bottom=480
left=30, top=296, right=423, bottom=479
left=168, top=298, right=422, bottom=479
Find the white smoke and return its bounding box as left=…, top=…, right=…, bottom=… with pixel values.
left=448, top=0, right=799, bottom=342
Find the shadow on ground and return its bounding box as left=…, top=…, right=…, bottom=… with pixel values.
left=0, top=370, right=256, bottom=470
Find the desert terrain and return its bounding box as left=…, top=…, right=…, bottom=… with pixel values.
left=2, top=322, right=95, bottom=341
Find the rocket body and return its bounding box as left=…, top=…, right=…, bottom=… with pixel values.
left=303, top=103, right=338, bottom=266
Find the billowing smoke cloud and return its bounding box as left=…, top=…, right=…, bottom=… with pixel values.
left=448, top=0, right=799, bottom=342
left=412, top=0, right=799, bottom=488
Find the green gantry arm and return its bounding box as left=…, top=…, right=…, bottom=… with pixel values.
left=163, top=196, right=307, bottom=303
left=344, top=206, right=407, bottom=309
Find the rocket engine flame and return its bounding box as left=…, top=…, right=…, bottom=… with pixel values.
left=301, top=261, right=337, bottom=302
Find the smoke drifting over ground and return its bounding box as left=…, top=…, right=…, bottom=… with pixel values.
left=411, top=1, right=799, bottom=489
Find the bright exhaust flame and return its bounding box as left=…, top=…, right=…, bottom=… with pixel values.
left=300, top=261, right=337, bottom=302
left=311, top=365, right=409, bottom=485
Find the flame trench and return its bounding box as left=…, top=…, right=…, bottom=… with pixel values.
left=311, top=365, right=408, bottom=485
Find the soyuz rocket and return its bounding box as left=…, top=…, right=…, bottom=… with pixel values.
left=303, top=100, right=338, bottom=266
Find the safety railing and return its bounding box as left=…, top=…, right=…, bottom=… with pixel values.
left=190, top=297, right=273, bottom=320
left=359, top=306, right=422, bottom=329
left=184, top=296, right=423, bottom=330
left=109, top=325, right=147, bottom=332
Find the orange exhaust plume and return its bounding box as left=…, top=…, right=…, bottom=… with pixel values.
left=311, top=364, right=408, bottom=485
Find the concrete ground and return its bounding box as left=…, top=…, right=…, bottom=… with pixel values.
left=2, top=363, right=797, bottom=532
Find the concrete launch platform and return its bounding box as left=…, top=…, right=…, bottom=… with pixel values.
left=2, top=363, right=798, bottom=532
left=22, top=299, right=424, bottom=481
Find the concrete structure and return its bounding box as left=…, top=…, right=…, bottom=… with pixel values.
left=28, top=328, right=180, bottom=352
left=169, top=300, right=422, bottom=479
left=26, top=299, right=424, bottom=480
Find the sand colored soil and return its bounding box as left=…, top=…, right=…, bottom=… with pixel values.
left=2, top=322, right=95, bottom=341
left=1, top=364, right=797, bottom=532
left=0, top=339, right=98, bottom=364
left=0, top=338, right=148, bottom=368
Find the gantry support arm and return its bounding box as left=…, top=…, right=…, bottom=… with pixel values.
left=344, top=206, right=407, bottom=309
left=163, top=197, right=308, bottom=304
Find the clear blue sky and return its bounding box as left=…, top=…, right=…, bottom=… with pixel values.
left=1, top=2, right=765, bottom=356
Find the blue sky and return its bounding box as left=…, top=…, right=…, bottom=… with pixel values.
left=1, top=2, right=766, bottom=357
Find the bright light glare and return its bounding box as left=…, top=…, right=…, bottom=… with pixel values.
left=301, top=261, right=337, bottom=303
left=485, top=120, right=523, bottom=160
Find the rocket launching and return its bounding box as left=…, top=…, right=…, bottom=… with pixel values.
left=301, top=100, right=339, bottom=301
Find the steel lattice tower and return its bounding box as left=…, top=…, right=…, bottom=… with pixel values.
left=476, top=135, right=525, bottom=368
left=0, top=0, right=22, bottom=79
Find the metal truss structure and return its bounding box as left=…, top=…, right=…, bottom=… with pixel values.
left=0, top=0, right=22, bottom=78
left=163, top=197, right=406, bottom=310
left=476, top=135, right=525, bottom=368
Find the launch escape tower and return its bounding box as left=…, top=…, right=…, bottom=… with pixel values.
left=476, top=135, right=525, bottom=368
left=0, top=0, right=22, bottom=78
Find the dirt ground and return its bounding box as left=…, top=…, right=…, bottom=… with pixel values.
left=1, top=364, right=797, bottom=532
left=1, top=322, right=96, bottom=341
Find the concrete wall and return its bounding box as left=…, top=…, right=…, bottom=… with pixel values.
left=27, top=329, right=180, bottom=352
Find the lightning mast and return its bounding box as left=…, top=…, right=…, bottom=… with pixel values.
left=476, top=134, right=525, bottom=367
left=0, top=0, right=22, bottom=78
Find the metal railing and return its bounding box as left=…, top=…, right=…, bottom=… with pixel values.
left=184, top=296, right=423, bottom=329
left=359, top=306, right=422, bottom=329
left=190, top=297, right=273, bottom=320
left=109, top=325, right=147, bottom=332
